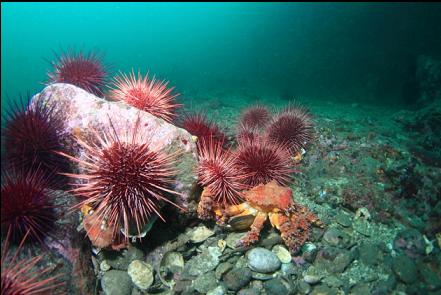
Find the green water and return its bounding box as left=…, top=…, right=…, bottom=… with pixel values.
left=2, top=2, right=441, bottom=112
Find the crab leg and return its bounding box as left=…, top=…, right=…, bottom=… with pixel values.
left=239, top=211, right=267, bottom=247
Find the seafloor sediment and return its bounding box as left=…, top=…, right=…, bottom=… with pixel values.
left=14, top=87, right=439, bottom=295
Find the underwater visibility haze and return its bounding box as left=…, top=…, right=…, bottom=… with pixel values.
left=1, top=2, right=441, bottom=294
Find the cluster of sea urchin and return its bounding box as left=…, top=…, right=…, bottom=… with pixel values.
left=194, top=103, right=313, bottom=208
left=58, top=117, right=182, bottom=240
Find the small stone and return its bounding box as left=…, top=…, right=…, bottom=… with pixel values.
left=258, top=231, right=283, bottom=248
left=392, top=254, right=417, bottom=284
left=281, top=263, right=297, bottom=276
left=185, top=246, right=222, bottom=276
left=358, top=243, right=380, bottom=266
left=302, top=243, right=318, bottom=263
left=311, top=284, right=336, bottom=295
left=303, top=275, right=322, bottom=285
left=264, top=278, right=289, bottom=294
left=225, top=232, right=246, bottom=249
left=161, top=252, right=184, bottom=273
left=207, top=285, right=226, bottom=295
left=127, top=260, right=154, bottom=290
left=100, top=260, right=111, bottom=272
left=215, top=262, right=233, bottom=280
left=101, top=270, right=132, bottom=295
left=237, top=288, right=260, bottom=295
left=336, top=211, right=352, bottom=227
left=223, top=267, right=252, bottom=291
left=246, top=247, right=281, bottom=273
left=252, top=272, right=274, bottom=280
left=323, top=228, right=350, bottom=248
left=298, top=281, right=311, bottom=294
left=103, top=246, right=144, bottom=270
left=328, top=251, right=353, bottom=273
left=349, top=283, right=371, bottom=295
left=272, top=245, right=292, bottom=263
left=187, top=225, right=215, bottom=243
left=303, top=266, right=323, bottom=285
left=193, top=271, right=217, bottom=293
left=353, top=219, right=372, bottom=236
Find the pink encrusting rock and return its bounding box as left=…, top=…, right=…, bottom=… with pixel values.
left=30, top=83, right=199, bottom=212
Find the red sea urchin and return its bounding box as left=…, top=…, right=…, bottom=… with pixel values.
left=48, top=50, right=107, bottom=96
left=1, top=168, right=60, bottom=245
left=180, top=112, right=225, bottom=149
left=2, top=95, right=69, bottom=185
left=239, top=104, right=270, bottom=130
left=58, top=117, right=182, bottom=240
left=110, top=70, right=181, bottom=123
left=197, top=140, right=247, bottom=205
left=1, top=230, right=64, bottom=295
left=235, top=138, right=294, bottom=187
left=265, top=106, right=313, bottom=154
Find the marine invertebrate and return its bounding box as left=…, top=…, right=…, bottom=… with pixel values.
left=110, top=70, right=180, bottom=122
left=47, top=50, right=107, bottom=96
left=265, top=106, right=313, bottom=154
left=3, top=95, right=69, bottom=185
left=235, top=138, right=294, bottom=187
left=197, top=140, right=247, bottom=215
left=180, top=112, right=225, bottom=150
left=59, top=117, right=182, bottom=242
left=223, top=181, right=324, bottom=253
left=239, top=104, right=270, bottom=130
left=1, top=168, right=60, bottom=245
left=1, top=230, right=64, bottom=294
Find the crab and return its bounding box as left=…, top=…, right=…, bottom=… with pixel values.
left=198, top=180, right=324, bottom=253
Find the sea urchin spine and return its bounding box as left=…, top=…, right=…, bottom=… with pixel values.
left=47, top=50, right=107, bottom=97
left=1, top=168, right=60, bottom=245
left=197, top=140, right=247, bottom=205
left=235, top=138, right=294, bottom=187
left=58, top=117, right=182, bottom=240
left=110, top=70, right=181, bottom=122
left=265, top=106, right=313, bottom=154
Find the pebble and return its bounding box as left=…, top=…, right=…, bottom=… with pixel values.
left=358, top=242, right=380, bottom=266
left=323, top=228, right=350, bottom=248
left=100, top=260, right=111, bottom=272
left=225, top=232, right=246, bottom=249
left=246, top=247, right=281, bottom=273
left=207, top=285, right=226, bottom=295
left=161, top=252, right=184, bottom=273
left=328, top=251, right=353, bottom=273
left=353, top=219, right=372, bottom=236
left=258, top=231, right=283, bottom=248
left=215, top=262, right=233, bottom=280
left=102, top=246, right=144, bottom=270
left=223, top=267, right=252, bottom=291
left=237, top=287, right=260, bottom=295
left=193, top=271, right=218, bottom=293
left=251, top=272, right=274, bottom=280
left=127, top=260, right=154, bottom=290
left=185, top=246, right=222, bottom=276
left=303, top=274, right=322, bottom=285
left=264, top=278, right=289, bottom=294
left=392, top=254, right=417, bottom=284
left=272, top=245, right=292, bottom=263
left=311, top=284, right=336, bottom=295
left=281, top=263, right=297, bottom=276
left=335, top=211, right=352, bottom=227
left=298, top=281, right=312, bottom=294
left=187, top=225, right=215, bottom=243
left=101, top=270, right=132, bottom=295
